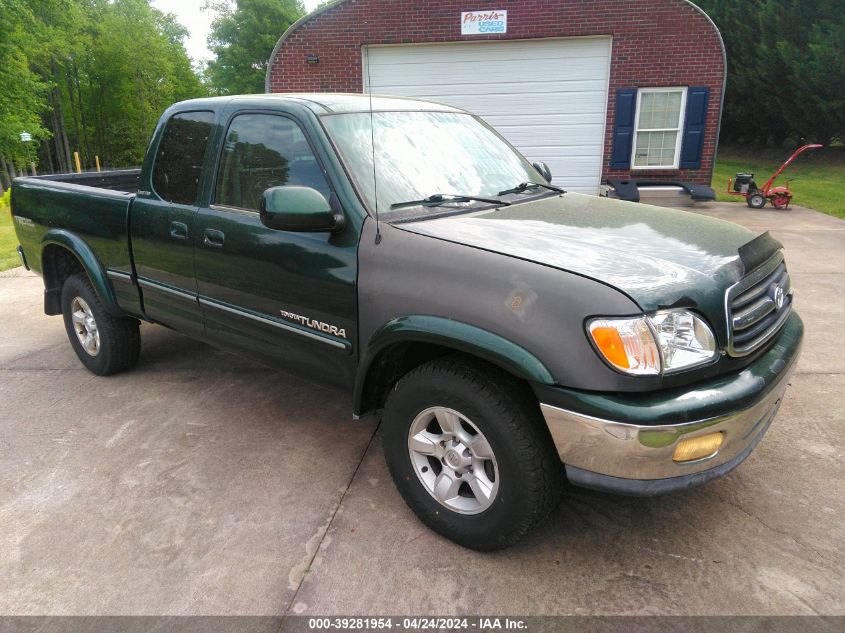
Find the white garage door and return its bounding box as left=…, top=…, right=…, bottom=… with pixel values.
left=363, top=37, right=612, bottom=194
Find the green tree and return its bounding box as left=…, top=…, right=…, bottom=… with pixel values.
left=0, top=0, right=52, bottom=187
left=698, top=0, right=845, bottom=145
left=755, top=0, right=845, bottom=144
left=1, top=0, right=206, bottom=179
left=85, top=0, right=206, bottom=165
left=205, top=0, right=305, bottom=95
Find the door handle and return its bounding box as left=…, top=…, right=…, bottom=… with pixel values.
left=169, top=222, right=188, bottom=240
left=203, top=228, right=225, bottom=248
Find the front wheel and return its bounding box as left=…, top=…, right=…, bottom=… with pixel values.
left=61, top=272, right=141, bottom=376
left=382, top=357, right=561, bottom=550
left=747, top=192, right=767, bottom=209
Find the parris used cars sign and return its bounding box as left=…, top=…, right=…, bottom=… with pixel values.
left=461, top=10, right=507, bottom=35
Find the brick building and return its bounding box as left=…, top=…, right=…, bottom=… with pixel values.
left=266, top=0, right=725, bottom=193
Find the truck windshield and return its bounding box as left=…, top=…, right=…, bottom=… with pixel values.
left=321, top=111, right=540, bottom=216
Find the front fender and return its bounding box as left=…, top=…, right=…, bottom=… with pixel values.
left=41, top=229, right=121, bottom=316
left=354, top=315, right=555, bottom=413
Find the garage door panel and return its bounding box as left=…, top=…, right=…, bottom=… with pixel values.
left=367, top=39, right=611, bottom=65
left=365, top=38, right=611, bottom=193
left=426, top=92, right=608, bottom=116
left=550, top=176, right=604, bottom=190
left=368, top=52, right=609, bottom=68
left=482, top=113, right=602, bottom=127
left=376, top=91, right=608, bottom=109
left=521, top=150, right=604, bottom=162
left=376, top=79, right=610, bottom=99
left=493, top=125, right=605, bottom=148
left=389, top=91, right=607, bottom=116
left=528, top=158, right=605, bottom=185
left=368, top=63, right=609, bottom=85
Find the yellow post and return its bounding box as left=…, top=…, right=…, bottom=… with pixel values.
left=95, top=155, right=101, bottom=172
left=73, top=151, right=82, bottom=174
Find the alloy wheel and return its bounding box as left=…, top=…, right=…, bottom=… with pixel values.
left=407, top=406, right=499, bottom=514
left=70, top=296, right=100, bottom=356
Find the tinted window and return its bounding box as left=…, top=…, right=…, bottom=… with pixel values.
left=215, top=114, right=331, bottom=211
left=152, top=111, right=215, bottom=205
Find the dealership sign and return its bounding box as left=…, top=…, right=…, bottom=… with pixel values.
left=461, top=10, right=507, bottom=35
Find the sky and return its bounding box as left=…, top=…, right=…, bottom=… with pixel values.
left=151, top=0, right=323, bottom=64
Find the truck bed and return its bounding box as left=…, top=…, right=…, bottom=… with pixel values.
left=11, top=169, right=142, bottom=315
left=25, top=168, right=141, bottom=194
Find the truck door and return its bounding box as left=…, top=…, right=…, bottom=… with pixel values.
left=131, top=110, right=216, bottom=338
left=193, top=110, right=358, bottom=388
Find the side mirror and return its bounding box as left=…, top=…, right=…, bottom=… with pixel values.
left=533, top=161, right=553, bottom=184
left=260, top=186, right=342, bottom=233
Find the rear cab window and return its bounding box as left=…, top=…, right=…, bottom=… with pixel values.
left=152, top=111, right=215, bottom=205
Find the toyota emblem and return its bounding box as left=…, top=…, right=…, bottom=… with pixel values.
left=772, top=285, right=785, bottom=310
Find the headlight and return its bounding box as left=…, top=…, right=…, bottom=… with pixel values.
left=650, top=310, right=717, bottom=373
left=588, top=310, right=717, bottom=376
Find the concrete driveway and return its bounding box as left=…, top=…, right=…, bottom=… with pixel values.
left=1, top=202, right=843, bottom=617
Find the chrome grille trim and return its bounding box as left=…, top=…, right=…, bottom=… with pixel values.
left=726, top=253, right=793, bottom=357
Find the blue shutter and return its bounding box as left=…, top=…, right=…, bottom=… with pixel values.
left=610, top=88, right=637, bottom=169
left=680, top=87, right=710, bottom=169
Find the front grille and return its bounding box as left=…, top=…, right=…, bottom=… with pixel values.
left=726, top=255, right=793, bottom=357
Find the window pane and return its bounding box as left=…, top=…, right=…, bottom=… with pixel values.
left=152, top=111, right=215, bottom=205
left=633, top=130, right=679, bottom=167
left=639, top=91, right=683, bottom=130
left=215, top=114, right=330, bottom=211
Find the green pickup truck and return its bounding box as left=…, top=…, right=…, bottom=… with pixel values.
left=11, top=94, right=803, bottom=550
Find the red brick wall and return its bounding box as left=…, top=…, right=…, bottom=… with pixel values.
left=267, top=0, right=725, bottom=185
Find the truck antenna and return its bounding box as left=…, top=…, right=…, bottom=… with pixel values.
left=365, top=47, right=382, bottom=245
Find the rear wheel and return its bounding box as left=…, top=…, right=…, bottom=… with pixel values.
left=382, top=356, right=560, bottom=550
left=772, top=194, right=791, bottom=209
left=747, top=192, right=767, bottom=209
left=61, top=273, right=140, bottom=376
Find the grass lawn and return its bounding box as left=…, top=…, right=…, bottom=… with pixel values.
left=713, top=145, right=845, bottom=219
left=0, top=200, right=20, bottom=272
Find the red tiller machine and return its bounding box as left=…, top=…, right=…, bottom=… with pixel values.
left=728, top=144, right=823, bottom=209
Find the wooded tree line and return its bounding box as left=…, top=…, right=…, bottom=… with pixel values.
left=697, top=0, right=844, bottom=145
left=0, top=0, right=205, bottom=190
left=0, top=0, right=306, bottom=190
left=1, top=0, right=842, bottom=191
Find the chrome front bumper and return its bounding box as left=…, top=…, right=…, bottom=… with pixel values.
left=539, top=362, right=793, bottom=493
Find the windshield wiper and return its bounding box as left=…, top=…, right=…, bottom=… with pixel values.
left=498, top=181, right=566, bottom=196
left=390, top=193, right=510, bottom=210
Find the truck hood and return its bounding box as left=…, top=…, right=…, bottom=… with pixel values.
left=396, top=192, right=767, bottom=312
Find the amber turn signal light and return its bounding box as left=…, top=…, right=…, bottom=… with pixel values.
left=590, top=326, right=630, bottom=369
left=587, top=318, right=661, bottom=376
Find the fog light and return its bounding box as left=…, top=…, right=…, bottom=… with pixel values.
left=673, top=432, right=725, bottom=463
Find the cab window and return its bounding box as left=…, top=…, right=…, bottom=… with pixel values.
left=214, top=113, right=331, bottom=211
left=152, top=111, right=215, bottom=205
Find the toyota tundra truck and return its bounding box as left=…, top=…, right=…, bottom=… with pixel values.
left=11, top=94, right=803, bottom=550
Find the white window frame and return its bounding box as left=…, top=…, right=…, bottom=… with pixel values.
left=631, top=87, right=688, bottom=170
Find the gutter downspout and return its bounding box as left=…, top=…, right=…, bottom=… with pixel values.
left=684, top=1, right=729, bottom=185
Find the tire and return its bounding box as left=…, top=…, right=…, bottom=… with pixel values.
left=382, top=356, right=561, bottom=550
left=772, top=195, right=791, bottom=210
left=747, top=192, right=767, bottom=209
left=61, top=272, right=141, bottom=376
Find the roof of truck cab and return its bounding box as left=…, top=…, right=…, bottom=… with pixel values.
left=172, top=93, right=466, bottom=115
